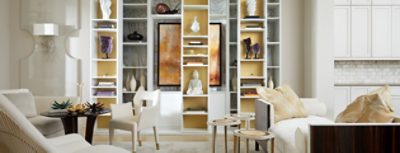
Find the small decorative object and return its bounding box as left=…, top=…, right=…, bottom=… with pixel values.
left=99, top=36, right=113, bottom=59
left=268, top=76, right=274, bottom=89
left=243, top=37, right=252, bottom=59
left=67, top=103, right=87, bottom=113
left=187, top=70, right=203, bottom=95
left=165, top=2, right=181, bottom=14
left=51, top=99, right=72, bottom=109
left=246, top=0, right=258, bottom=18
left=231, top=60, right=238, bottom=66
left=100, top=0, right=112, bottom=19
left=85, top=102, right=104, bottom=113
left=125, top=74, right=131, bottom=91
left=231, top=74, right=237, bottom=91
left=139, top=73, right=146, bottom=89
left=252, top=43, right=260, bottom=59
left=155, top=3, right=170, bottom=14
left=130, top=73, right=137, bottom=91
left=127, top=31, right=144, bottom=41
left=191, top=16, right=200, bottom=33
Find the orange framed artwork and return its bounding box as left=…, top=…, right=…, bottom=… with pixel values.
left=158, top=23, right=181, bottom=86
left=210, top=23, right=222, bottom=86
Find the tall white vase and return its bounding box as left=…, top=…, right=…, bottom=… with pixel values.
left=191, top=16, right=200, bottom=33
left=139, top=73, right=146, bottom=90
left=246, top=0, right=256, bottom=16
left=130, top=74, right=137, bottom=91
left=100, top=0, right=112, bottom=19
left=231, top=74, right=237, bottom=91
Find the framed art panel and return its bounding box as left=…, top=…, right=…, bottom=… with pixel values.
left=210, top=23, right=222, bottom=86
left=158, top=23, right=181, bottom=86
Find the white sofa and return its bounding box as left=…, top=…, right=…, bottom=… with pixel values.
left=255, top=98, right=334, bottom=153
left=0, top=89, right=79, bottom=138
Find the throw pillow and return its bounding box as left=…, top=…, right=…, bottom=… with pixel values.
left=335, top=86, right=394, bottom=123
left=1, top=89, right=38, bottom=118
left=257, top=85, right=308, bottom=123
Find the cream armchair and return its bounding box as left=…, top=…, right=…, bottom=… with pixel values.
left=0, top=94, right=130, bottom=153
left=109, top=87, right=161, bottom=153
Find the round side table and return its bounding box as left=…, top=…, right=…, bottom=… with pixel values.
left=225, top=113, right=255, bottom=129
left=208, top=118, right=241, bottom=153
left=233, top=129, right=274, bottom=153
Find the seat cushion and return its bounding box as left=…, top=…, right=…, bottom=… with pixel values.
left=1, top=89, right=37, bottom=117
left=270, top=116, right=333, bottom=153
left=48, top=134, right=91, bottom=153
left=29, top=116, right=64, bottom=136
left=109, top=116, right=138, bottom=130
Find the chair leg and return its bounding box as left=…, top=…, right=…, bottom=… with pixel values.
left=153, top=126, right=160, bottom=150
left=109, top=128, right=114, bottom=145
left=132, top=124, right=138, bottom=153
left=138, top=131, right=142, bottom=146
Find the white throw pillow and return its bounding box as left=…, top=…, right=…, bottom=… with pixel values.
left=1, top=89, right=38, bottom=117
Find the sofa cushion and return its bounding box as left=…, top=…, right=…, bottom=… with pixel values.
left=270, top=116, right=333, bottom=153
left=257, top=85, right=308, bottom=123
left=336, top=86, right=395, bottom=123
left=29, top=116, right=64, bottom=136
left=1, top=89, right=38, bottom=117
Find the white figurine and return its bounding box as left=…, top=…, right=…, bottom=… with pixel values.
left=190, top=16, right=200, bottom=33
left=187, top=70, right=203, bottom=95
left=100, top=0, right=112, bottom=19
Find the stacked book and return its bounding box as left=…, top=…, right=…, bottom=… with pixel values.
left=95, top=91, right=115, bottom=96
left=98, top=82, right=115, bottom=86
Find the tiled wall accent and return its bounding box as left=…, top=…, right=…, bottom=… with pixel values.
left=335, top=61, right=400, bottom=84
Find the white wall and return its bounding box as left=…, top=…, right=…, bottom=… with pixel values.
left=282, top=0, right=305, bottom=96
left=0, top=0, right=11, bottom=90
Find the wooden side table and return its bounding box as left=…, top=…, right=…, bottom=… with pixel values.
left=233, top=129, right=274, bottom=153
left=208, top=118, right=241, bottom=153
left=225, top=113, right=255, bottom=129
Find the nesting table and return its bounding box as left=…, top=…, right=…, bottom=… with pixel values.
left=233, top=129, right=274, bottom=153
left=208, top=118, right=241, bottom=153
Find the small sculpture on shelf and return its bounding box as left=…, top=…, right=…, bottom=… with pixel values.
left=155, top=2, right=181, bottom=14
left=191, top=16, right=200, bottom=33
left=85, top=102, right=104, bottom=113
left=127, top=31, right=144, bottom=41
left=268, top=76, right=274, bottom=89
left=187, top=70, right=203, bottom=95
left=99, top=36, right=113, bottom=59
left=130, top=73, right=137, bottom=91
left=99, top=0, right=112, bottom=19
left=246, top=0, right=259, bottom=18
left=252, top=43, right=260, bottom=59
left=243, top=37, right=252, bottom=59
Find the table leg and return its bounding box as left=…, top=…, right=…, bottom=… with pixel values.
left=238, top=125, right=241, bottom=152
left=224, top=126, right=228, bottom=153
left=85, top=115, right=97, bottom=144
left=255, top=141, right=259, bottom=151
left=233, top=136, right=237, bottom=153
left=245, top=120, right=250, bottom=129
left=61, top=116, right=78, bottom=134
left=212, top=126, right=217, bottom=153
left=271, top=138, right=275, bottom=153
left=246, top=139, right=249, bottom=153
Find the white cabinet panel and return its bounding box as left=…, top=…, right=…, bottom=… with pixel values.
left=392, top=97, right=400, bottom=116
left=392, top=7, right=400, bottom=57
left=372, top=6, right=392, bottom=57
left=159, top=92, right=182, bottom=127
left=334, top=87, right=351, bottom=118
left=335, top=7, right=351, bottom=58
left=351, top=6, right=371, bottom=57
left=208, top=92, right=226, bottom=121
left=350, top=87, right=369, bottom=101
left=372, top=0, right=391, bottom=5
left=352, top=0, right=371, bottom=5
left=335, top=0, right=351, bottom=5
left=393, top=0, right=400, bottom=5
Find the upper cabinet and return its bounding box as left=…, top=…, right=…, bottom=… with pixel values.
left=372, top=6, right=392, bottom=57
left=335, top=0, right=351, bottom=5
left=392, top=6, right=400, bottom=57
left=334, top=6, right=351, bottom=57
left=352, top=0, right=371, bottom=5
left=351, top=6, right=371, bottom=57
left=372, top=0, right=391, bottom=5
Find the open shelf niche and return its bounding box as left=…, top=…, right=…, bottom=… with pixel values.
left=90, top=0, right=119, bottom=128
left=181, top=0, right=210, bottom=132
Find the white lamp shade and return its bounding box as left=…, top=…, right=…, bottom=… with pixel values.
left=33, top=23, right=59, bottom=36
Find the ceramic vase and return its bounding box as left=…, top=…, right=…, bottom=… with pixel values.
left=100, top=0, right=112, bottom=19
left=268, top=76, right=274, bottom=89
left=125, top=74, right=131, bottom=91
left=191, top=16, right=200, bottom=33
left=127, top=31, right=144, bottom=41
left=246, top=0, right=256, bottom=16
left=130, top=73, right=137, bottom=91
left=139, top=73, right=146, bottom=90
left=231, top=74, right=237, bottom=91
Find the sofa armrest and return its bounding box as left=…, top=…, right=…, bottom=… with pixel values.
left=255, top=99, right=274, bottom=130
left=300, top=98, right=327, bottom=117
left=34, top=96, right=79, bottom=114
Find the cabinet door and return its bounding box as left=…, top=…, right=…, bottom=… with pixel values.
left=352, top=0, right=371, bottom=5
left=372, top=0, right=391, bottom=5
left=335, top=0, right=351, bottom=5
left=392, top=6, right=400, bottom=57
left=335, top=7, right=351, bottom=58
left=393, top=0, right=400, bottom=5
left=350, top=87, right=369, bottom=102
left=334, top=87, right=351, bottom=118
left=159, top=92, right=182, bottom=127
left=372, top=6, right=392, bottom=57
left=351, top=6, right=371, bottom=57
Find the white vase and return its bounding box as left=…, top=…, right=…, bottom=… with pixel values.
left=139, top=73, right=146, bottom=89
left=246, top=0, right=256, bottom=16
left=100, top=0, right=112, bottom=19
left=190, top=16, right=200, bottom=33
left=231, top=74, right=237, bottom=91
left=268, top=76, right=274, bottom=89
left=125, top=74, right=131, bottom=91
left=130, top=74, right=137, bottom=91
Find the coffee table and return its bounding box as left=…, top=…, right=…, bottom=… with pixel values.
left=41, top=109, right=110, bottom=144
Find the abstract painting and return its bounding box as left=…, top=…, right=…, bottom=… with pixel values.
left=158, top=23, right=181, bottom=86
left=210, top=23, right=222, bottom=86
